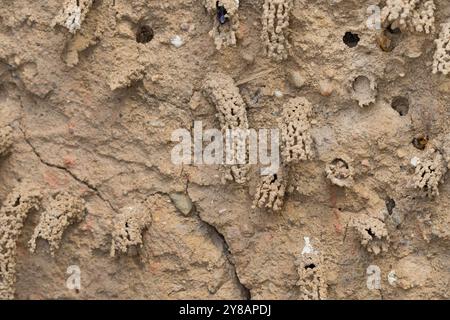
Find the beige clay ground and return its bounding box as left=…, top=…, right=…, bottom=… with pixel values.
left=0, top=0, right=449, bottom=299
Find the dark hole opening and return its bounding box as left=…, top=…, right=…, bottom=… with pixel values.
left=391, top=96, right=409, bottom=116
left=331, top=158, right=349, bottom=169
left=385, top=198, right=396, bottom=215
left=136, top=25, right=154, bottom=44
left=378, top=24, right=402, bottom=52
left=13, top=196, right=21, bottom=207
left=343, top=32, right=360, bottom=48
left=305, top=264, right=316, bottom=270
left=366, top=228, right=375, bottom=237
left=412, top=135, right=428, bottom=150
left=216, top=1, right=228, bottom=24
left=387, top=24, right=401, bottom=34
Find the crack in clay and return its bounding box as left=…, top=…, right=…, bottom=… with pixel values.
left=17, top=125, right=119, bottom=215
left=186, top=182, right=251, bottom=300
left=196, top=213, right=252, bottom=300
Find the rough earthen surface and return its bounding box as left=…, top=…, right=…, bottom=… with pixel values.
left=29, top=192, right=85, bottom=256
left=0, top=126, right=12, bottom=157
left=262, top=0, right=293, bottom=61
left=252, top=171, right=286, bottom=211
left=110, top=196, right=153, bottom=258
left=203, top=72, right=250, bottom=183
left=0, top=184, right=41, bottom=299
left=0, top=0, right=448, bottom=300
left=280, top=97, right=314, bottom=163
left=433, top=22, right=450, bottom=75
left=382, top=0, right=436, bottom=33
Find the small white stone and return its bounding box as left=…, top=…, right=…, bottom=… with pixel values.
left=65, top=5, right=82, bottom=33
left=388, top=270, right=397, bottom=286
left=301, top=237, right=316, bottom=255
left=410, top=156, right=420, bottom=167
left=171, top=35, right=184, bottom=48
left=274, top=90, right=283, bottom=98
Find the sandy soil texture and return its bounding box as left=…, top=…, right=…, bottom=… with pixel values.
left=0, top=0, right=449, bottom=300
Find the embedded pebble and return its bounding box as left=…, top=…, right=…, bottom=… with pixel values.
left=288, top=70, right=305, bottom=88
left=171, top=35, right=184, bottom=48
left=274, top=90, right=283, bottom=98
left=169, top=193, right=193, bottom=215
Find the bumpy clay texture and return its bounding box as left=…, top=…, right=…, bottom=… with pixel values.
left=204, top=0, right=240, bottom=50
left=296, top=252, right=328, bottom=300
left=262, top=0, right=293, bottom=61
left=412, top=149, right=447, bottom=197
left=326, top=158, right=354, bottom=188
left=0, top=184, right=41, bottom=300
left=382, top=0, right=436, bottom=33
left=110, top=197, right=153, bottom=257
left=109, top=65, right=146, bottom=91
left=203, top=72, right=250, bottom=183
left=351, top=74, right=377, bottom=107
left=29, top=193, right=85, bottom=256
left=253, top=172, right=286, bottom=211
left=433, top=22, right=450, bottom=75
left=280, top=97, right=314, bottom=163
left=349, top=215, right=389, bottom=255
left=52, top=0, right=93, bottom=34
left=0, top=126, right=12, bottom=157
left=203, top=73, right=249, bottom=130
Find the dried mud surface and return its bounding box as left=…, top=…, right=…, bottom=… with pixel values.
left=0, top=0, right=449, bottom=299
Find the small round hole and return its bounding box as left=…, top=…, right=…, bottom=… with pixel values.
left=412, top=135, right=428, bottom=150
left=391, top=96, right=409, bottom=116
left=343, top=32, right=360, bottom=48
left=378, top=25, right=401, bottom=52
left=136, top=25, right=154, bottom=44
left=352, top=75, right=371, bottom=93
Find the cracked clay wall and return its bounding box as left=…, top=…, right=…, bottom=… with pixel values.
left=0, top=0, right=449, bottom=300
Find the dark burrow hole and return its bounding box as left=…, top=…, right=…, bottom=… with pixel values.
left=13, top=196, right=21, bottom=207
left=305, top=264, right=316, bottom=270
left=412, top=135, right=428, bottom=150
left=270, top=173, right=278, bottom=183
left=391, top=96, right=409, bottom=116
left=136, top=24, right=154, bottom=43
left=216, top=1, right=228, bottom=24
left=331, top=158, right=349, bottom=169
left=343, top=32, right=360, bottom=48
left=385, top=198, right=396, bottom=215
left=387, top=24, right=401, bottom=35
left=365, top=228, right=375, bottom=237
left=379, top=24, right=402, bottom=52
